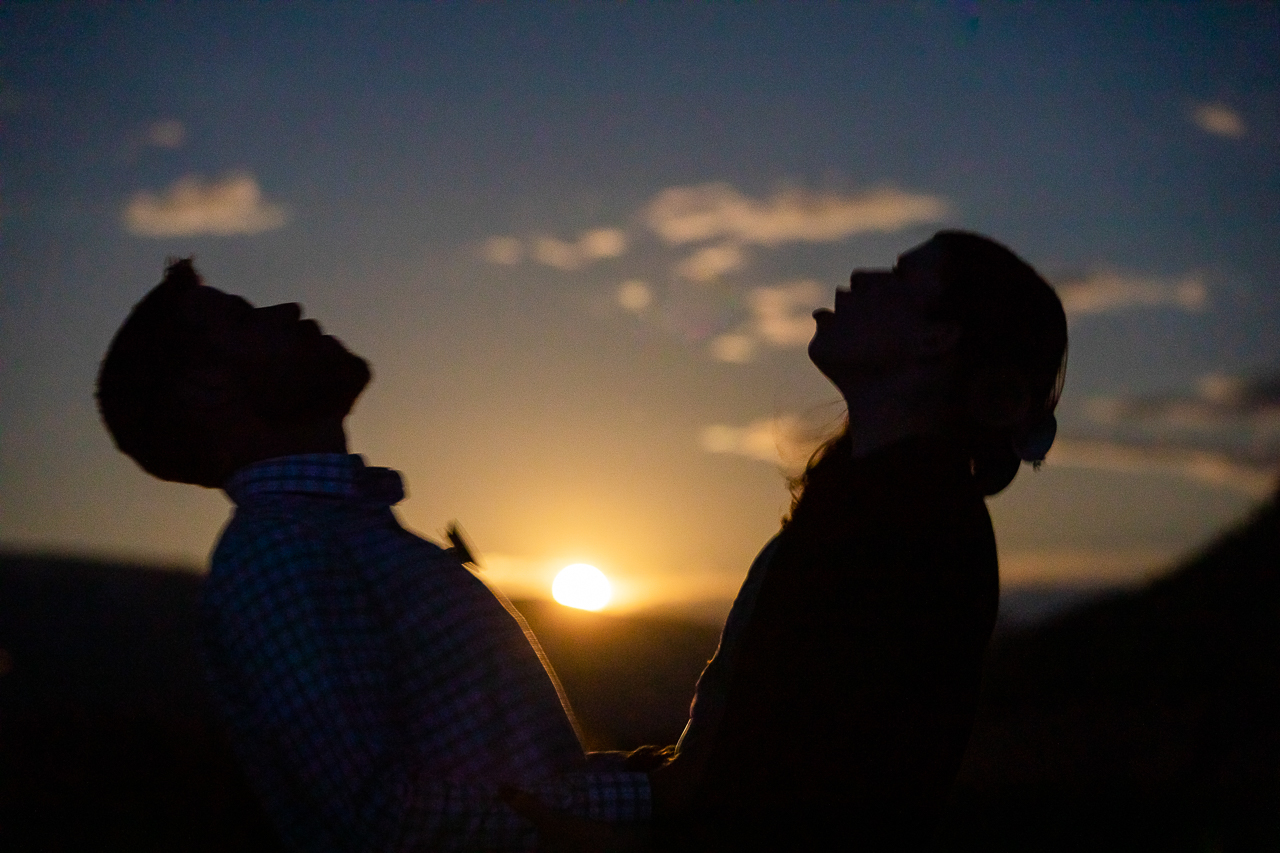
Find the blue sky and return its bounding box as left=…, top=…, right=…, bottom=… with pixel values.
left=3, top=3, right=1277, bottom=618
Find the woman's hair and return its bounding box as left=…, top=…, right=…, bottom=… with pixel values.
left=787, top=230, right=1068, bottom=514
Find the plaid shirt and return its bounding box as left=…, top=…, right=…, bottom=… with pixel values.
left=201, top=454, right=649, bottom=853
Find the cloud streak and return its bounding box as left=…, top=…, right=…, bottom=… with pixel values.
left=645, top=182, right=948, bottom=247
left=1054, top=372, right=1280, bottom=498
left=676, top=243, right=747, bottom=282
left=1085, top=372, right=1280, bottom=437
left=709, top=280, right=824, bottom=363
left=123, top=172, right=288, bottom=237
left=1190, top=101, right=1246, bottom=138
left=999, top=547, right=1178, bottom=587
left=1048, top=439, right=1276, bottom=499
left=699, top=413, right=826, bottom=472
left=1056, top=269, right=1207, bottom=316
left=483, top=228, right=628, bottom=271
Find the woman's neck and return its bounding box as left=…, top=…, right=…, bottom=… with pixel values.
left=839, top=363, right=961, bottom=459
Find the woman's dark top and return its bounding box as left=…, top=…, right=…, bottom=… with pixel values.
left=678, top=435, right=998, bottom=851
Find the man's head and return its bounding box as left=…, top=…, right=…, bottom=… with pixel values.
left=97, top=259, right=371, bottom=487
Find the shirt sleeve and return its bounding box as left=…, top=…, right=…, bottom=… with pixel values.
left=202, top=514, right=649, bottom=853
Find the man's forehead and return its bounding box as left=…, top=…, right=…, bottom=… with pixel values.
left=896, top=238, right=942, bottom=270
left=182, top=284, right=253, bottom=319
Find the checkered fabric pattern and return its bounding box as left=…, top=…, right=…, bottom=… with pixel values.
left=202, top=454, right=649, bottom=853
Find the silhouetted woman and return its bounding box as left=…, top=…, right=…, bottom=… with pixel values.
left=653, top=231, right=1068, bottom=851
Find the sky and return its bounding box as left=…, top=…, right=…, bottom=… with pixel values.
left=3, top=3, right=1278, bottom=620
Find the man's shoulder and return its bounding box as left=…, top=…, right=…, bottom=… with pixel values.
left=209, top=498, right=337, bottom=585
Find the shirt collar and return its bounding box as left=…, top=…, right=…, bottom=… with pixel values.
left=223, top=453, right=405, bottom=507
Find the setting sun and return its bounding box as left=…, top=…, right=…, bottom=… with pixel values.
left=552, top=564, right=612, bottom=611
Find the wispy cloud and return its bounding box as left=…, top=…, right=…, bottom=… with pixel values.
left=1054, top=371, right=1280, bottom=497
left=1087, top=373, right=1280, bottom=430
left=484, top=228, right=628, bottom=271
left=709, top=280, right=824, bottom=363
left=480, top=179, right=947, bottom=365
left=699, top=413, right=826, bottom=471
left=147, top=119, right=186, bottom=149
left=1048, top=439, right=1275, bottom=499
left=1190, top=101, right=1247, bottom=138
left=534, top=228, right=628, bottom=270
left=750, top=280, right=824, bottom=346
left=123, top=172, right=288, bottom=237
left=483, top=236, right=524, bottom=265
left=645, top=182, right=948, bottom=247
left=1056, top=269, right=1207, bottom=316
left=676, top=242, right=747, bottom=282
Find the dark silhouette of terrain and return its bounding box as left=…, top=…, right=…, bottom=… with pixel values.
left=938, top=488, right=1280, bottom=852
left=1, top=487, right=1276, bottom=850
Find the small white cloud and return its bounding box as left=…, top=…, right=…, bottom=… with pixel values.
left=645, top=182, right=948, bottom=247
left=579, top=227, right=628, bottom=260
left=531, top=228, right=629, bottom=271
left=1057, top=269, right=1207, bottom=316
left=533, top=236, right=581, bottom=270
left=699, top=413, right=821, bottom=471
left=123, top=172, right=288, bottom=237
left=617, top=280, right=653, bottom=313
left=749, top=280, right=823, bottom=347
left=483, top=236, right=524, bottom=265
left=1190, top=101, right=1246, bottom=138
left=709, top=333, right=757, bottom=364
left=147, top=119, right=186, bottom=148
left=676, top=242, right=747, bottom=282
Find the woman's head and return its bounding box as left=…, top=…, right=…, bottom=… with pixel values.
left=800, top=230, right=1067, bottom=499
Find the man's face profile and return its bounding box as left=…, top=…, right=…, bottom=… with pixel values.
left=183, top=285, right=371, bottom=425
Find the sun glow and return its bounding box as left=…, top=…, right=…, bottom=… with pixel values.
left=552, top=564, right=612, bottom=611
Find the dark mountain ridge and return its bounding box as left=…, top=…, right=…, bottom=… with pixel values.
left=1, top=488, right=1275, bottom=849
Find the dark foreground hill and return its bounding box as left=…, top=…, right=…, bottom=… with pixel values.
left=1, top=490, right=1276, bottom=850
left=937, top=491, right=1280, bottom=852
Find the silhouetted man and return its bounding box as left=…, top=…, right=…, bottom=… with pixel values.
left=96, top=259, right=649, bottom=852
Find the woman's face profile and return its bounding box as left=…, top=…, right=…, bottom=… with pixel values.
left=808, top=237, right=958, bottom=385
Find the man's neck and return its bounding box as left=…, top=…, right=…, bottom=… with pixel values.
left=218, top=418, right=350, bottom=484
left=839, top=364, right=961, bottom=459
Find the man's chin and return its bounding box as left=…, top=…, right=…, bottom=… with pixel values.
left=252, top=352, right=372, bottom=424
left=314, top=352, right=372, bottom=420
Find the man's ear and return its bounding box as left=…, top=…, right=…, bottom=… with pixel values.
left=176, top=365, right=240, bottom=413
left=967, top=366, right=1033, bottom=428
left=920, top=320, right=962, bottom=359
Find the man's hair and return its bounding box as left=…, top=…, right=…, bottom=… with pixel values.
left=97, top=258, right=223, bottom=485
